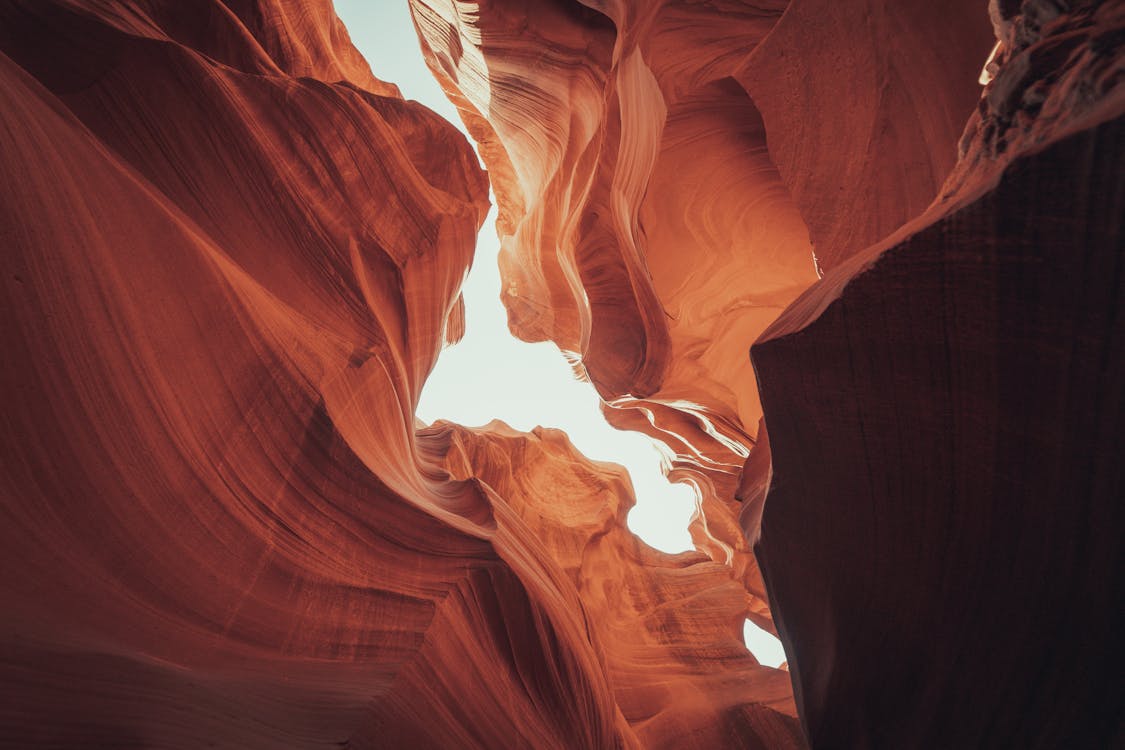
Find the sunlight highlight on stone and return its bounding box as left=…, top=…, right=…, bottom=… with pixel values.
left=335, top=0, right=697, bottom=554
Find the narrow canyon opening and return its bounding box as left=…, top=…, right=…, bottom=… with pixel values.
left=334, top=0, right=788, bottom=667
left=1, top=1, right=1120, bottom=748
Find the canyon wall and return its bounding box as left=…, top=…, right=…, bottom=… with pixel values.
left=0, top=0, right=799, bottom=746
left=413, top=0, right=1123, bottom=746
left=409, top=0, right=994, bottom=628
left=3, top=0, right=1121, bottom=747
left=753, top=2, right=1125, bottom=745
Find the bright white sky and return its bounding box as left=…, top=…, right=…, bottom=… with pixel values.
left=333, top=0, right=785, bottom=669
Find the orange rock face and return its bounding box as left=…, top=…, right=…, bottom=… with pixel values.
left=0, top=1, right=798, bottom=747
left=409, top=0, right=992, bottom=625
left=4, top=0, right=1121, bottom=747
left=412, top=0, right=1123, bottom=746
left=419, top=422, right=803, bottom=748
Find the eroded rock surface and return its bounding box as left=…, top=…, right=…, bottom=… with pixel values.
left=412, top=1, right=1123, bottom=747
left=4, top=0, right=1120, bottom=747
left=0, top=1, right=799, bottom=747
left=421, top=421, right=803, bottom=749
left=753, top=2, right=1125, bottom=746
left=409, top=0, right=994, bottom=613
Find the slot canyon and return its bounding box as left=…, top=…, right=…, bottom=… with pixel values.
left=0, top=0, right=1122, bottom=747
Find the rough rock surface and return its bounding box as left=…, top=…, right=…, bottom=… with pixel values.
left=753, top=2, right=1125, bottom=746
left=421, top=422, right=803, bottom=749
left=4, top=0, right=1121, bottom=747
left=0, top=1, right=800, bottom=747
left=412, top=0, right=1123, bottom=747
left=409, top=0, right=994, bottom=613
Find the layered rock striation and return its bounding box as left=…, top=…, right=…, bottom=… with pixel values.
left=3, top=0, right=1121, bottom=747
left=752, top=2, right=1125, bottom=746
left=409, top=0, right=995, bottom=622
left=420, top=421, right=803, bottom=748
left=0, top=1, right=801, bottom=747
left=412, top=0, right=1123, bottom=746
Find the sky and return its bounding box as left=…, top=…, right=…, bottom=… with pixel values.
left=333, top=0, right=786, bottom=669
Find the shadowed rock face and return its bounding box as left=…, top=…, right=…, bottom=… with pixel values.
left=0, top=1, right=799, bottom=747
left=409, top=0, right=994, bottom=624
left=411, top=0, right=1123, bottom=747
left=2, top=0, right=1122, bottom=748
left=752, top=2, right=1125, bottom=747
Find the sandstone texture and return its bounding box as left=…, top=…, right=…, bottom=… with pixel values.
left=412, top=0, right=1123, bottom=746
left=753, top=1, right=1124, bottom=746
left=409, top=0, right=994, bottom=618
left=0, top=1, right=798, bottom=747
left=2, top=0, right=1122, bottom=747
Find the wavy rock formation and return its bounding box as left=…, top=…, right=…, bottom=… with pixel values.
left=409, top=0, right=995, bottom=618
left=0, top=1, right=802, bottom=747
left=5, top=0, right=1120, bottom=747
left=420, top=421, right=803, bottom=749
left=412, top=0, right=1123, bottom=747
left=753, top=1, right=1125, bottom=746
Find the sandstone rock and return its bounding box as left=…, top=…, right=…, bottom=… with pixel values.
left=753, top=3, right=1125, bottom=745
left=5, top=0, right=1120, bottom=746
left=0, top=1, right=798, bottom=746
left=409, top=0, right=993, bottom=595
